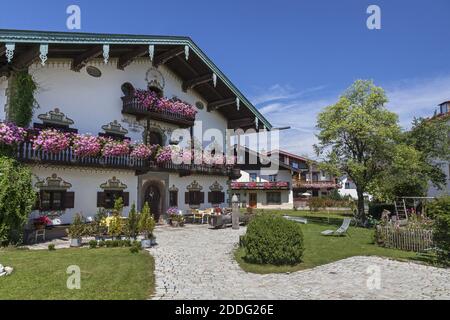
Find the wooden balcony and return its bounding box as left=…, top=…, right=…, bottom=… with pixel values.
left=16, top=142, right=235, bottom=177
left=292, top=179, right=339, bottom=189
left=121, top=96, right=195, bottom=127
left=231, top=181, right=290, bottom=190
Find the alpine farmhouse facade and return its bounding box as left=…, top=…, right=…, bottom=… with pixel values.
left=0, top=29, right=272, bottom=224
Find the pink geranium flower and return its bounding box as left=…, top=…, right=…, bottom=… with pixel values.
left=33, top=129, right=70, bottom=153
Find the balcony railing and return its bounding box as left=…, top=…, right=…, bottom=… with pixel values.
left=292, top=179, right=340, bottom=189
left=231, top=181, right=290, bottom=190
left=122, top=96, right=195, bottom=127
left=16, top=142, right=236, bottom=177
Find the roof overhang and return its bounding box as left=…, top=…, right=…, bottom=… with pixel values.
left=0, top=29, right=272, bottom=130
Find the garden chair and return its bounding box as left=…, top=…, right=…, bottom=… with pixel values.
left=321, top=218, right=351, bottom=236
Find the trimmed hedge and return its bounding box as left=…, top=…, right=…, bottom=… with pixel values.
left=430, top=196, right=450, bottom=265
left=242, top=214, right=304, bottom=265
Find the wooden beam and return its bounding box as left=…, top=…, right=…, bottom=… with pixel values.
left=208, top=97, right=236, bottom=111
left=0, top=44, right=6, bottom=57
left=174, top=55, right=223, bottom=100
left=227, top=117, right=254, bottom=129
left=0, top=64, right=10, bottom=77
left=182, top=74, right=214, bottom=92
left=11, top=46, right=40, bottom=71
left=153, top=46, right=184, bottom=67
left=117, top=45, right=149, bottom=70
left=71, top=45, right=103, bottom=72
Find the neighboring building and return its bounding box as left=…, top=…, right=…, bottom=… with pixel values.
left=428, top=101, right=450, bottom=197
left=338, top=176, right=358, bottom=199
left=231, top=149, right=339, bottom=210
left=0, top=29, right=272, bottom=224
left=269, top=150, right=338, bottom=198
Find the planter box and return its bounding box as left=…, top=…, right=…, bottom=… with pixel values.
left=70, top=238, right=82, bottom=247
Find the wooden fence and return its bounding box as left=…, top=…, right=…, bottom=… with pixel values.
left=376, top=225, right=434, bottom=252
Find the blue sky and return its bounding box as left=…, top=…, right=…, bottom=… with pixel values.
left=1, top=0, right=450, bottom=157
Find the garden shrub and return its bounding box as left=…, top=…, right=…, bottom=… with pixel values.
left=48, top=244, right=56, bottom=251
left=242, top=214, right=304, bottom=265
left=0, top=157, right=36, bottom=246
left=430, top=196, right=450, bottom=265
left=369, top=203, right=395, bottom=220
left=98, top=240, right=106, bottom=248
left=88, top=240, right=97, bottom=249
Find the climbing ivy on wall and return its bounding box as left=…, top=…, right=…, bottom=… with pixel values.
left=8, top=71, right=38, bottom=127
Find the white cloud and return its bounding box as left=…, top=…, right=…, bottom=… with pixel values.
left=252, top=75, right=450, bottom=159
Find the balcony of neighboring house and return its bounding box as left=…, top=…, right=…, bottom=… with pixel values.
left=121, top=84, right=196, bottom=127
left=292, top=177, right=340, bottom=189
left=15, top=141, right=239, bottom=178
left=231, top=181, right=290, bottom=190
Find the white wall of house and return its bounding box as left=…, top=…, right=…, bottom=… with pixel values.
left=29, top=59, right=228, bottom=147
left=237, top=169, right=292, bottom=183
left=169, top=174, right=230, bottom=211
left=29, top=165, right=138, bottom=224
left=338, top=176, right=358, bottom=199
left=0, top=77, right=7, bottom=121
left=235, top=169, right=293, bottom=209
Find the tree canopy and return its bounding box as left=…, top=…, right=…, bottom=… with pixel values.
left=315, top=80, right=449, bottom=223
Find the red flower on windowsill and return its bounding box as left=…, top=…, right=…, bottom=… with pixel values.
left=34, top=216, right=52, bottom=228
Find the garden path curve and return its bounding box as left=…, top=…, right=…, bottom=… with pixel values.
left=150, top=225, right=450, bottom=300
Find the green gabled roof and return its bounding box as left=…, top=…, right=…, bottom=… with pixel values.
left=0, top=29, right=272, bottom=129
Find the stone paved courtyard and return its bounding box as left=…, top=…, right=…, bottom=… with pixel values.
left=150, top=224, right=450, bottom=300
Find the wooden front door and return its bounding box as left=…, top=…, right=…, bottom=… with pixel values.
left=249, top=193, right=257, bottom=208
left=144, top=185, right=161, bottom=221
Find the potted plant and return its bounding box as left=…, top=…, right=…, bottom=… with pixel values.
left=125, top=203, right=140, bottom=240
left=68, top=213, right=85, bottom=247
left=138, top=202, right=156, bottom=248
left=33, top=215, right=52, bottom=230
left=167, top=207, right=184, bottom=227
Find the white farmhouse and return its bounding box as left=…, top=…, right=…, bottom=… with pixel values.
left=0, top=29, right=272, bottom=224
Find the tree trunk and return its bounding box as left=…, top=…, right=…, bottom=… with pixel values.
left=356, top=187, right=366, bottom=225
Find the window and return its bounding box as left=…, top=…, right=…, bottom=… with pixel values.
left=97, top=191, right=129, bottom=209
left=169, top=190, right=178, bottom=207
left=292, top=162, right=299, bottom=169
left=266, top=192, right=281, bottom=205
left=345, top=182, right=351, bottom=189
left=249, top=173, right=257, bottom=182
left=185, top=191, right=204, bottom=207
left=38, top=190, right=74, bottom=211
left=208, top=191, right=225, bottom=205
left=268, top=175, right=278, bottom=182
left=41, top=191, right=64, bottom=210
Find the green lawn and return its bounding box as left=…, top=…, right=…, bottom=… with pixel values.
left=235, top=222, right=431, bottom=274
left=242, top=209, right=353, bottom=221
left=0, top=248, right=155, bottom=300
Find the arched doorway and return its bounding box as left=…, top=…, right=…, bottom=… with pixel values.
left=144, top=184, right=161, bottom=221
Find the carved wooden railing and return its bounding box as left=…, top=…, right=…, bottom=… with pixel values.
left=16, top=142, right=237, bottom=177
left=231, top=181, right=290, bottom=190
left=121, top=96, right=195, bottom=127
left=292, top=178, right=340, bottom=189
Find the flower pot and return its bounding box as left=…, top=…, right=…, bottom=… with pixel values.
left=70, top=238, right=82, bottom=247
left=141, top=239, right=152, bottom=248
